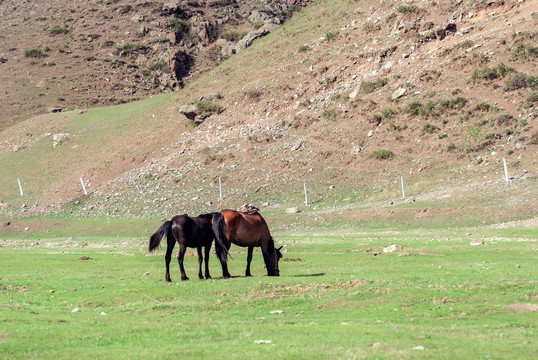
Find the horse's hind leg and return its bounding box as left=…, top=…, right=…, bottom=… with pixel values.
left=197, top=247, right=204, bottom=280
left=245, top=246, right=254, bottom=277
left=204, top=243, right=212, bottom=279
left=165, top=236, right=176, bottom=282
left=177, top=243, right=189, bottom=281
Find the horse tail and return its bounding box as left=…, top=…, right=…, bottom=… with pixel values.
left=149, top=220, right=172, bottom=252
left=212, top=212, right=230, bottom=263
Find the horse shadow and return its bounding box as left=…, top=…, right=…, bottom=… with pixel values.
left=292, top=273, right=326, bottom=278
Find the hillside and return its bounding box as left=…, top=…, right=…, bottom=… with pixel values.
left=0, top=0, right=537, bottom=225
left=0, top=0, right=310, bottom=130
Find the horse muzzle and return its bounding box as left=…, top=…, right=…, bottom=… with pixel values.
left=268, top=269, right=280, bottom=276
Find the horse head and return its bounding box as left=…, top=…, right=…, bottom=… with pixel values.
left=267, top=246, right=283, bottom=276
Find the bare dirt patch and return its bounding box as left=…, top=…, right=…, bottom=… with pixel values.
left=245, top=279, right=367, bottom=300
left=1, top=284, right=29, bottom=293
left=506, top=303, right=538, bottom=314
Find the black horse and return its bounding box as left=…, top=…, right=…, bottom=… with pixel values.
left=148, top=213, right=215, bottom=281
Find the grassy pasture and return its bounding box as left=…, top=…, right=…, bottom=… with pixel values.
left=1, top=224, right=536, bottom=359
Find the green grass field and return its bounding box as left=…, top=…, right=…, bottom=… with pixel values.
left=1, top=222, right=536, bottom=359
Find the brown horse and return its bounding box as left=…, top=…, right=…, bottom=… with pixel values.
left=148, top=213, right=215, bottom=281
left=212, top=209, right=282, bottom=278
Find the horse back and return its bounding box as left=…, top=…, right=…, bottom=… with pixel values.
left=170, top=214, right=213, bottom=248
left=221, top=209, right=270, bottom=247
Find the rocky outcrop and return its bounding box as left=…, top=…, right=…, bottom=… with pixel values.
left=221, top=23, right=279, bottom=57
left=170, top=50, right=194, bottom=87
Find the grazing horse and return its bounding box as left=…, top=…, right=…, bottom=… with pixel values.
left=212, top=209, right=282, bottom=278
left=148, top=213, right=215, bottom=281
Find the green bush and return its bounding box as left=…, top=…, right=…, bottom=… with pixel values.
left=148, top=61, right=166, bottom=71
left=24, top=49, right=47, bottom=58
left=456, top=40, right=474, bottom=49
left=408, top=101, right=436, bottom=119
left=298, top=44, right=311, bottom=53
left=423, top=123, right=439, bottom=134
left=322, top=108, right=337, bottom=121
left=439, top=97, right=467, bottom=109
left=504, top=73, right=538, bottom=91
left=381, top=107, right=396, bottom=120
left=496, top=63, right=514, bottom=77
left=396, top=5, right=418, bottom=14
left=325, top=31, right=336, bottom=42
left=50, top=25, right=69, bottom=35
left=196, top=100, right=221, bottom=114
left=220, top=30, right=246, bottom=42
left=471, top=67, right=499, bottom=82
left=495, top=114, right=517, bottom=126
left=167, top=18, right=190, bottom=34
left=360, top=78, right=387, bottom=94
left=512, top=43, right=538, bottom=61
left=364, top=22, right=380, bottom=33
left=372, top=149, right=394, bottom=160
left=525, top=91, right=538, bottom=107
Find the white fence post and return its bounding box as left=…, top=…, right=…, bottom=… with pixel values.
left=401, top=176, right=405, bottom=198
left=80, top=177, right=88, bottom=196
left=304, top=182, right=309, bottom=206
left=219, top=177, right=223, bottom=202
left=17, top=178, right=24, bottom=196
left=502, top=158, right=509, bottom=182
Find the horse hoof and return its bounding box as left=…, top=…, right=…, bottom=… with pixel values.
left=165, top=278, right=172, bottom=282
left=181, top=277, right=189, bottom=281
left=205, top=275, right=212, bottom=279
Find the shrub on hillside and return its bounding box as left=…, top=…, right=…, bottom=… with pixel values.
left=196, top=100, right=221, bottom=114
left=50, top=25, right=69, bottom=35
left=396, top=5, right=418, bottom=14
left=423, top=123, right=439, bottom=134
left=471, top=63, right=514, bottom=83
left=24, top=49, right=47, bottom=58
left=372, top=149, right=394, bottom=160
left=504, top=72, right=538, bottom=91
left=512, top=43, right=538, bottom=61
left=408, top=100, right=436, bottom=119
left=360, top=78, right=387, bottom=94
left=324, top=31, right=336, bottom=42
left=298, top=44, right=311, bottom=53
left=322, top=108, right=337, bottom=121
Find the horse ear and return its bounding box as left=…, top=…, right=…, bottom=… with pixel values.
left=277, top=246, right=283, bottom=251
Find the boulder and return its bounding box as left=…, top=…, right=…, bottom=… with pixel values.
left=248, top=10, right=271, bottom=24
left=391, top=87, right=407, bottom=100
left=52, top=133, right=72, bottom=148
left=179, top=104, right=199, bottom=121
left=236, top=23, right=279, bottom=53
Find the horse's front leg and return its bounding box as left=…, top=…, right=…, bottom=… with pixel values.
left=177, top=244, right=189, bottom=281
left=245, top=246, right=254, bottom=277
left=197, top=246, right=204, bottom=280
left=204, top=243, right=212, bottom=279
